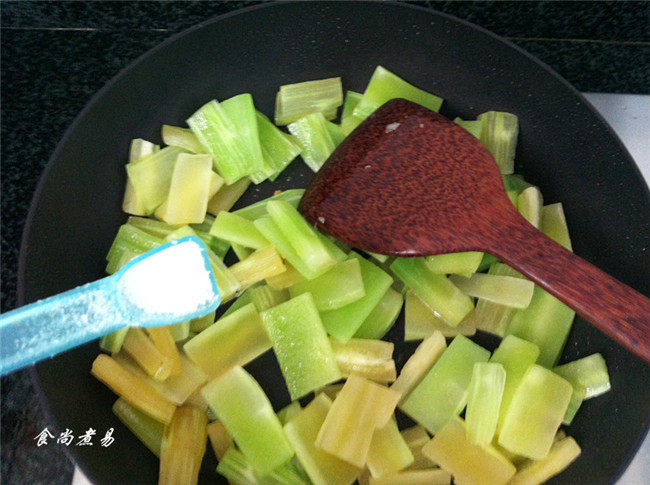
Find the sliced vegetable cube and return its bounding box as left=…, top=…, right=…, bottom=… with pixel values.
left=424, top=251, right=483, bottom=277
left=391, top=258, right=474, bottom=326
left=123, top=138, right=158, bottom=215
left=449, top=273, right=534, bottom=309
left=367, top=417, right=414, bottom=477
left=290, top=258, right=365, bottom=311
left=404, top=290, right=476, bottom=340
left=275, top=77, right=343, bottom=125
left=540, top=203, right=572, bottom=250
left=206, top=421, right=233, bottom=461
left=210, top=211, right=269, bottom=249
left=368, top=469, right=451, bottom=485
left=207, top=177, right=251, bottom=215
left=321, top=253, right=393, bottom=342
left=257, top=111, right=302, bottom=179
left=510, top=436, right=581, bottom=485
left=341, top=90, right=363, bottom=135
left=498, top=365, right=573, bottom=459
left=284, top=393, right=360, bottom=485
left=288, top=112, right=337, bottom=172
left=477, top=111, right=518, bottom=175
left=331, top=338, right=396, bottom=383
left=465, top=362, right=506, bottom=445
left=112, top=398, right=164, bottom=457
left=184, top=303, right=271, bottom=378
left=517, top=186, right=543, bottom=228
left=421, top=418, right=516, bottom=485
left=391, top=331, right=446, bottom=400
left=554, top=353, right=611, bottom=399
left=202, top=366, right=294, bottom=474
left=354, top=287, right=403, bottom=339
left=161, top=125, right=205, bottom=154
left=234, top=189, right=304, bottom=221
left=228, top=246, right=286, bottom=289
left=316, top=374, right=401, bottom=467
left=260, top=293, right=341, bottom=400
left=399, top=335, right=490, bottom=434
left=159, top=406, right=207, bottom=485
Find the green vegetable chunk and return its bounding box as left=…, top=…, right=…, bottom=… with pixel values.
left=187, top=94, right=267, bottom=184
left=490, top=335, right=540, bottom=433
left=404, top=290, right=476, bottom=340
left=274, top=77, right=343, bottom=125
left=465, top=362, right=506, bottom=445
left=367, top=417, right=414, bottom=477
left=353, top=66, right=443, bottom=123
left=288, top=113, right=337, bottom=172
left=112, top=398, right=164, bottom=457
left=321, top=253, right=393, bottom=343
left=510, top=436, right=581, bottom=485
left=257, top=112, right=301, bottom=180
left=422, top=418, right=516, bottom=485
left=424, top=251, right=483, bottom=277
left=210, top=211, right=269, bottom=249
left=448, top=272, right=534, bottom=309
left=391, top=258, right=474, bottom=326
left=261, top=293, right=342, bottom=400
left=554, top=353, right=611, bottom=399
left=290, top=258, right=365, bottom=311
left=284, top=393, right=360, bottom=485
left=202, top=366, right=294, bottom=474
left=341, top=90, right=363, bottom=135
left=498, top=365, right=573, bottom=460
left=122, top=139, right=158, bottom=215
left=161, top=125, right=205, bottom=154
left=477, top=111, right=518, bottom=175
left=400, top=335, right=490, bottom=434
left=354, top=287, right=403, bottom=339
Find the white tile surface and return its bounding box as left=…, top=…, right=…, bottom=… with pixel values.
left=72, top=93, right=650, bottom=485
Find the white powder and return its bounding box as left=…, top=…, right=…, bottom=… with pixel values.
left=118, top=240, right=216, bottom=316
left=385, top=122, right=401, bottom=133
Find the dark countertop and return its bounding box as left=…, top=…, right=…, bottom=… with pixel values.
left=1, top=1, right=648, bottom=483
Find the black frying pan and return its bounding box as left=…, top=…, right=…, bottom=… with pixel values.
left=18, top=2, right=649, bottom=484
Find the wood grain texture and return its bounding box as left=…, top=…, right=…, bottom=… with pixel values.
left=300, top=99, right=650, bottom=362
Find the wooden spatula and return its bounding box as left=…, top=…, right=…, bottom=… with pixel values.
left=299, top=98, right=650, bottom=362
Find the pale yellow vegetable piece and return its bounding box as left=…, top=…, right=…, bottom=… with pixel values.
left=367, top=417, right=414, bottom=477
left=228, top=246, right=286, bottom=289
left=391, top=330, right=446, bottom=400
left=121, top=328, right=174, bottom=381
left=207, top=421, right=234, bottom=461
left=159, top=406, right=207, bottom=485
left=369, top=469, right=451, bottom=485
left=404, top=290, right=476, bottom=340
left=510, top=437, right=581, bottom=485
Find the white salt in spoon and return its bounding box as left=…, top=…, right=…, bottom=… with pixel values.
left=0, top=236, right=221, bottom=375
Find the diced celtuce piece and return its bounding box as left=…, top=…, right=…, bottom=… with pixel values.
left=341, top=90, right=363, bottom=134
left=260, top=293, right=342, bottom=400
left=367, top=417, right=414, bottom=477
left=91, top=354, right=176, bottom=424
left=321, top=253, right=394, bottom=342
left=288, top=112, right=337, bottom=172
left=319, top=383, right=344, bottom=400
left=561, top=384, right=587, bottom=425
left=207, top=172, right=225, bottom=199
left=316, top=374, right=401, bottom=467
left=274, top=77, right=343, bottom=125
left=189, top=311, right=215, bottom=333
left=127, top=216, right=181, bottom=239
left=257, top=112, right=302, bottom=180
left=353, top=66, right=443, bottom=123
left=368, top=252, right=389, bottom=263
left=105, top=223, right=162, bottom=270
left=267, top=262, right=307, bottom=289
left=266, top=199, right=336, bottom=274
left=145, top=326, right=182, bottom=376
left=510, top=436, right=581, bottom=485
left=123, top=139, right=158, bottom=215
left=126, top=146, right=186, bottom=213
left=477, top=111, right=518, bottom=175
left=290, top=258, right=365, bottom=311
left=391, top=331, right=446, bottom=400
left=422, top=419, right=516, bottom=485
left=159, top=406, right=207, bottom=485
left=207, top=177, right=251, bottom=215
left=554, top=353, right=611, bottom=399
left=277, top=401, right=302, bottom=425
left=217, top=446, right=309, bottom=485
left=424, top=252, right=483, bottom=277
left=391, top=258, right=474, bottom=326
left=168, top=321, right=190, bottom=341
left=517, top=186, right=543, bottom=228
left=234, top=189, right=304, bottom=220
left=113, top=352, right=207, bottom=406
left=121, top=328, right=174, bottom=381
left=449, top=273, right=534, bottom=309
left=154, top=153, right=215, bottom=224
left=400, top=335, right=490, bottom=434
left=231, top=242, right=253, bottom=261
left=184, top=303, right=271, bottom=378
left=331, top=338, right=396, bottom=383
left=207, top=421, right=234, bottom=461
left=113, top=398, right=164, bottom=457
left=228, top=246, right=286, bottom=289
left=454, top=118, right=482, bottom=138
left=463, top=263, right=522, bottom=337
left=99, top=327, right=129, bottom=354
left=210, top=211, right=270, bottom=249
left=502, top=174, right=532, bottom=194
left=326, top=120, right=346, bottom=146
left=401, top=426, right=434, bottom=470
left=369, top=469, right=451, bottom=485
left=541, top=203, right=572, bottom=250
left=465, top=362, right=506, bottom=445
left=498, top=365, right=573, bottom=459
left=354, top=287, right=403, bottom=339
left=187, top=95, right=267, bottom=184
left=404, top=290, right=476, bottom=340
left=248, top=284, right=290, bottom=311
left=202, top=366, right=294, bottom=474
left=284, top=393, right=360, bottom=485
left=506, top=286, right=575, bottom=367
left=489, top=335, right=540, bottom=432
left=161, top=125, right=205, bottom=153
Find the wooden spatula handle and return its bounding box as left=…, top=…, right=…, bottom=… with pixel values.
left=490, top=217, right=650, bottom=363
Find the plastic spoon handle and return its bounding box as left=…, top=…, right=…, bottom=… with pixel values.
left=0, top=276, right=125, bottom=375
